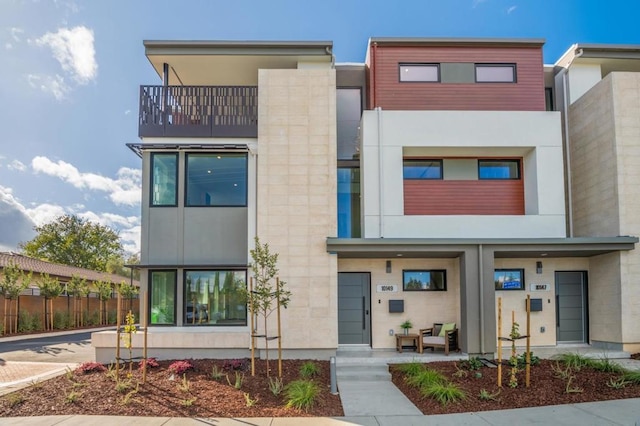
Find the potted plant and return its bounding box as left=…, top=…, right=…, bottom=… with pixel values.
left=400, top=319, right=413, bottom=335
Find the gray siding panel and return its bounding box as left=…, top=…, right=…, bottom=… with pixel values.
left=183, top=208, right=248, bottom=265
left=148, top=208, right=180, bottom=264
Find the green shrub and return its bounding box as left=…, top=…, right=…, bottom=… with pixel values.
left=589, top=358, right=625, bottom=374
left=54, top=311, right=72, bottom=329
left=284, top=379, right=320, bottom=411
left=396, top=361, right=424, bottom=377
left=555, top=353, right=591, bottom=371
left=18, top=310, right=43, bottom=333
left=622, top=370, right=640, bottom=384
left=421, top=382, right=466, bottom=406
left=299, top=361, right=320, bottom=379
left=268, top=376, right=284, bottom=396
left=405, top=368, right=446, bottom=389
left=516, top=352, right=540, bottom=368
left=464, top=357, right=483, bottom=371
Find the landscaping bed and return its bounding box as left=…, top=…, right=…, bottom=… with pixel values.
left=391, top=354, right=640, bottom=415
left=0, top=358, right=344, bottom=418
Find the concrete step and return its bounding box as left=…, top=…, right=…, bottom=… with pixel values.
left=336, top=364, right=391, bottom=381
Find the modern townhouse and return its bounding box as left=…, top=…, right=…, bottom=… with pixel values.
left=93, top=37, right=639, bottom=362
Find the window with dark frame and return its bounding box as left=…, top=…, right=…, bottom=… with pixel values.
left=403, top=159, right=443, bottom=179
left=185, top=152, right=248, bottom=207
left=184, top=270, right=247, bottom=326
left=403, top=270, right=447, bottom=291
left=475, top=64, right=516, bottom=83
left=149, top=270, right=177, bottom=325
left=494, top=269, right=525, bottom=290
left=151, top=153, right=178, bottom=206
left=478, top=159, right=520, bottom=180
left=399, top=64, right=440, bottom=82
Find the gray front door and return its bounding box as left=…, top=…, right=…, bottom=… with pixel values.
left=555, top=271, right=588, bottom=343
left=338, top=272, right=371, bottom=345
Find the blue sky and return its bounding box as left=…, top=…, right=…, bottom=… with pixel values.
left=0, top=0, right=638, bottom=254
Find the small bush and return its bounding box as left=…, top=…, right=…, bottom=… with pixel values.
left=405, top=368, right=446, bottom=389
left=222, top=358, right=249, bottom=371
left=65, top=390, right=81, bottom=404
left=226, top=371, right=244, bottom=389
left=396, top=361, right=424, bottom=377
left=168, top=360, right=193, bottom=375
left=478, top=388, right=501, bottom=401
left=244, top=392, right=257, bottom=407
left=5, top=393, right=24, bottom=407
left=516, top=352, right=540, bottom=368
left=76, top=362, right=106, bottom=374
left=606, top=377, right=629, bottom=389
left=421, top=382, right=466, bottom=406
left=210, top=365, right=224, bottom=380
left=53, top=311, right=72, bottom=330
left=300, top=361, right=320, bottom=379
left=463, top=357, right=483, bottom=371
left=181, top=397, right=196, bottom=407
left=268, top=376, right=284, bottom=396
left=556, top=353, right=591, bottom=371
left=138, top=358, right=159, bottom=370
left=177, top=374, right=191, bottom=393
left=622, top=370, right=640, bottom=385
left=589, top=358, right=625, bottom=374
left=285, top=379, right=320, bottom=411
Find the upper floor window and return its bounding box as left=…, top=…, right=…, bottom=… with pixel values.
left=403, top=159, right=443, bottom=179
left=151, top=153, right=178, bottom=206
left=475, top=64, right=516, bottom=83
left=478, top=159, right=520, bottom=179
left=186, top=153, right=247, bottom=207
left=399, top=64, right=440, bottom=82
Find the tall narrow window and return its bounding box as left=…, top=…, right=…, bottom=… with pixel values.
left=149, top=270, right=176, bottom=325
left=478, top=160, right=520, bottom=179
left=151, top=153, right=178, bottom=206
left=337, top=167, right=361, bottom=238
left=184, top=270, right=247, bottom=326
left=399, top=64, right=440, bottom=82
left=475, top=64, right=516, bottom=83
left=403, top=159, right=443, bottom=179
left=186, top=153, right=247, bottom=206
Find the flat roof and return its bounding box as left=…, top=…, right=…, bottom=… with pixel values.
left=143, top=40, right=333, bottom=56
left=368, top=37, right=545, bottom=47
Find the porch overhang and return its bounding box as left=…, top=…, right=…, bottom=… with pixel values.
left=326, top=236, right=638, bottom=259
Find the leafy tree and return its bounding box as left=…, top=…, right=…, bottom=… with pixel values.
left=106, top=252, right=140, bottom=280
left=243, top=237, right=291, bottom=377
left=1, top=262, right=31, bottom=334
left=38, top=273, right=63, bottom=331
left=19, top=214, right=123, bottom=272
left=118, top=281, right=139, bottom=317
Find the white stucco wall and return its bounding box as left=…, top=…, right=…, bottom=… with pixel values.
left=361, top=110, right=566, bottom=239
left=567, top=63, right=603, bottom=104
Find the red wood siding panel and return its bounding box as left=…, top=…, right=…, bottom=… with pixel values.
left=370, top=46, right=545, bottom=111
left=404, top=180, right=525, bottom=215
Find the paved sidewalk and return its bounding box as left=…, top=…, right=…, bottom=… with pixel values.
left=1, top=398, right=639, bottom=425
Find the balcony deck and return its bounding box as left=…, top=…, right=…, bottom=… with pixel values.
left=139, top=85, right=258, bottom=138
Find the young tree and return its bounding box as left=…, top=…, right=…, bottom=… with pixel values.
left=244, top=237, right=291, bottom=377
left=1, top=262, right=31, bottom=334
left=38, top=273, right=63, bottom=331
left=19, top=214, right=123, bottom=272
left=118, top=281, right=139, bottom=319
left=67, top=275, right=89, bottom=327
left=95, top=280, right=113, bottom=325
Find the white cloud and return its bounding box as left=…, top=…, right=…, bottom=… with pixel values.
left=8, top=160, right=27, bottom=172
left=34, top=26, right=97, bottom=85
left=31, top=156, right=141, bottom=206
left=27, top=74, right=69, bottom=100
left=25, top=203, right=67, bottom=226
left=507, top=5, right=517, bottom=14
left=78, top=211, right=141, bottom=254
left=473, top=0, right=488, bottom=7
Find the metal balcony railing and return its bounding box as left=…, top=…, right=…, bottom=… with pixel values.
left=139, top=85, right=258, bottom=138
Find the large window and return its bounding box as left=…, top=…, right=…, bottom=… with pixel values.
left=399, top=64, right=440, bottom=82
left=149, top=270, right=176, bottom=325
left=186, top=153, right=247, bottom=206
left=478, top=160, right=520, bottom=179
left=475, top=64, right=517, bottom=83
left=403, top=159, right=443, bottom=179
left=184, top=270, right=247, bottom=326
left=151, top=153, right=178, bottom=206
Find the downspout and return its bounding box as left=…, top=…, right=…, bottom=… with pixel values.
left=478, top=244, right=484, bottom=354
left=561, top=47, right=583, bottom=238
left=371, top=42, right=377, bottom=109
left=377, top=106, right=384, bottom=238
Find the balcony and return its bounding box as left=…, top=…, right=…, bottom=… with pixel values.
left=139, top=85, right=258, bottom=138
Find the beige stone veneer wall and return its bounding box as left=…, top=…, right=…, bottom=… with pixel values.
left=569, top=72, right=640, bottom=352
left=338, top=258, right=460, bottom=349
left=256, top=69, right=338, bottom=352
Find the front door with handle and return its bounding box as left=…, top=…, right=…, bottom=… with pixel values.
left=338, top=272, right=371, bottom=345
